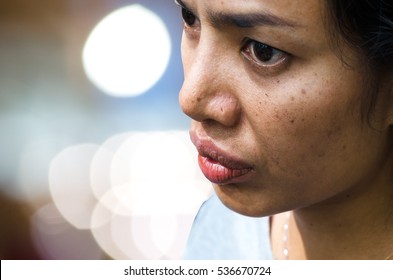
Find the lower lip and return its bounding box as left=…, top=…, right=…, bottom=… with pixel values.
left=198, top=155, right=252, bottom=185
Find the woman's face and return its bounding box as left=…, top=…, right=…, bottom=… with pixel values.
left=178, top=0, right=392, bottom=216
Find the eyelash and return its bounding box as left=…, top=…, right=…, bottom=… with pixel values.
left=180, top=7, right=200, bottom=34
left=178, top=5, right=290, bottom=71
left=241, top=39, right=289, bottom=69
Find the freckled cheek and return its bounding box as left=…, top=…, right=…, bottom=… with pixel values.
left=251, top=90, right=349, bottom=176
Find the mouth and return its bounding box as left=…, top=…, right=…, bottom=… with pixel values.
left=190, top=131, right=253, bottom=185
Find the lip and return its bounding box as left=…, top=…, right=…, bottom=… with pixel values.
left=190, top=131, right=253, bottom=185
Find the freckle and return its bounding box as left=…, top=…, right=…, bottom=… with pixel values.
left=197, top=97, right=202, bottom=102
left=220, top=107, right=223, bottom=112
left=290, top=119, right=295, bottom=124
left=301, top=118, right=305, bottom=122
left=265, top=93, right=269, bottom=97
left=301, top=89, right=307, bottom=95
left=342, top=145, right=347, bottom=150
left=291, top=96, right=295, bottom=101
left=276, top=80, right=280, bottom=83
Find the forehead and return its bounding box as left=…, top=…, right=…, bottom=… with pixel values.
left=183, top=0, right=331, bottom=51
left=185, top=0, right=326, bottom=31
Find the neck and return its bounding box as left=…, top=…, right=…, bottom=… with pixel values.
left=272, top=160, right=393, bottom=260
left=299, top=180, right=392, bottom=259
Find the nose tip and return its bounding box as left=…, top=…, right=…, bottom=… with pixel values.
left=179, top=36, right=242, bottom=128
left=179, top=84, right=241, bottom=127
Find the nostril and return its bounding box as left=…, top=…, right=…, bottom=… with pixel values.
left=180, top=86, right=242, bottom=128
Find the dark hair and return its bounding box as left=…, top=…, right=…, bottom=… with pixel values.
left=326, top=0, right=393, bottom=121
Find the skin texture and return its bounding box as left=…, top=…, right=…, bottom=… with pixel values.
left=177, top=0, right=393, bottom=259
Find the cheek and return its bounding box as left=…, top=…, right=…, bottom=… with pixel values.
left=248, top=71, right=369, bottom=192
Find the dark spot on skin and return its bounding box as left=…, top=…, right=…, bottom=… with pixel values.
left=295, top=168, right=305, bottom=178
left=301, top=89, right=306, bottom=95
left=220, top=107, right=223, bottom=112
left=342, top=145, right=347, bottom=151
left=327, top=126, right=342, bottom=138
left=290, top=119, right=295, bottom=124
left=291, top=96, right=295, bottom=101
left=197, top=97, right=202, bottom=102
left=264, top=93, right=269, bottom=97
left=301, top=118, right=305, bottom=122
left=276, top=80, right=280, bottom=83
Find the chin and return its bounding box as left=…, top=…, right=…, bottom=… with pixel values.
left=213, top=184, right=278, bottom=218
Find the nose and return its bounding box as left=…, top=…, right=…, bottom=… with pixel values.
left=179, top=40, right=241, bottom=128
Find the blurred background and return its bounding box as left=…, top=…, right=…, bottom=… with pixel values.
left=0, top=0, right=212, bottom=259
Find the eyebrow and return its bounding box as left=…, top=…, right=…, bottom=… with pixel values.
left=208, top=11, right=298, bottom=29
left=175, top=0, right=298, bottom=29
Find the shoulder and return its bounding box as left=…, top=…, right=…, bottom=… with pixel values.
left=183, top=194, right=273, bottom=259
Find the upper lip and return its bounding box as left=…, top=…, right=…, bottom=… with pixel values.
left=190, top=130, right=253, bottom=170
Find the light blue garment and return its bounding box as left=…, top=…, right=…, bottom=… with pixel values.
left=183, top=194, right=274, bottom=259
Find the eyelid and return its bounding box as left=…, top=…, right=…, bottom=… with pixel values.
left=241, top=38, right=290, bottom=70
left=173, top=0, right=184, bottom=8
left=176, top=1, right=201, bottom=34
left=242, top=38, right=287, bottom=55
left=174, top=0, right=196, bottom=17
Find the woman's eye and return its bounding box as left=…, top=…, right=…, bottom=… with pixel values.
left=242, top=40, right=288, bottom=67
left=181, top=8, right=196, bottom=26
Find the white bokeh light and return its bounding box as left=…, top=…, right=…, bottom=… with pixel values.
left=49, top=144, right=99, bottom=229
left=31, top=203, right=103, bottom=260
left=90, top=132, right=133, bottom=201
left=82, top=4, right=172, bottom=97
left=49, top=131, right=213, bottom=259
